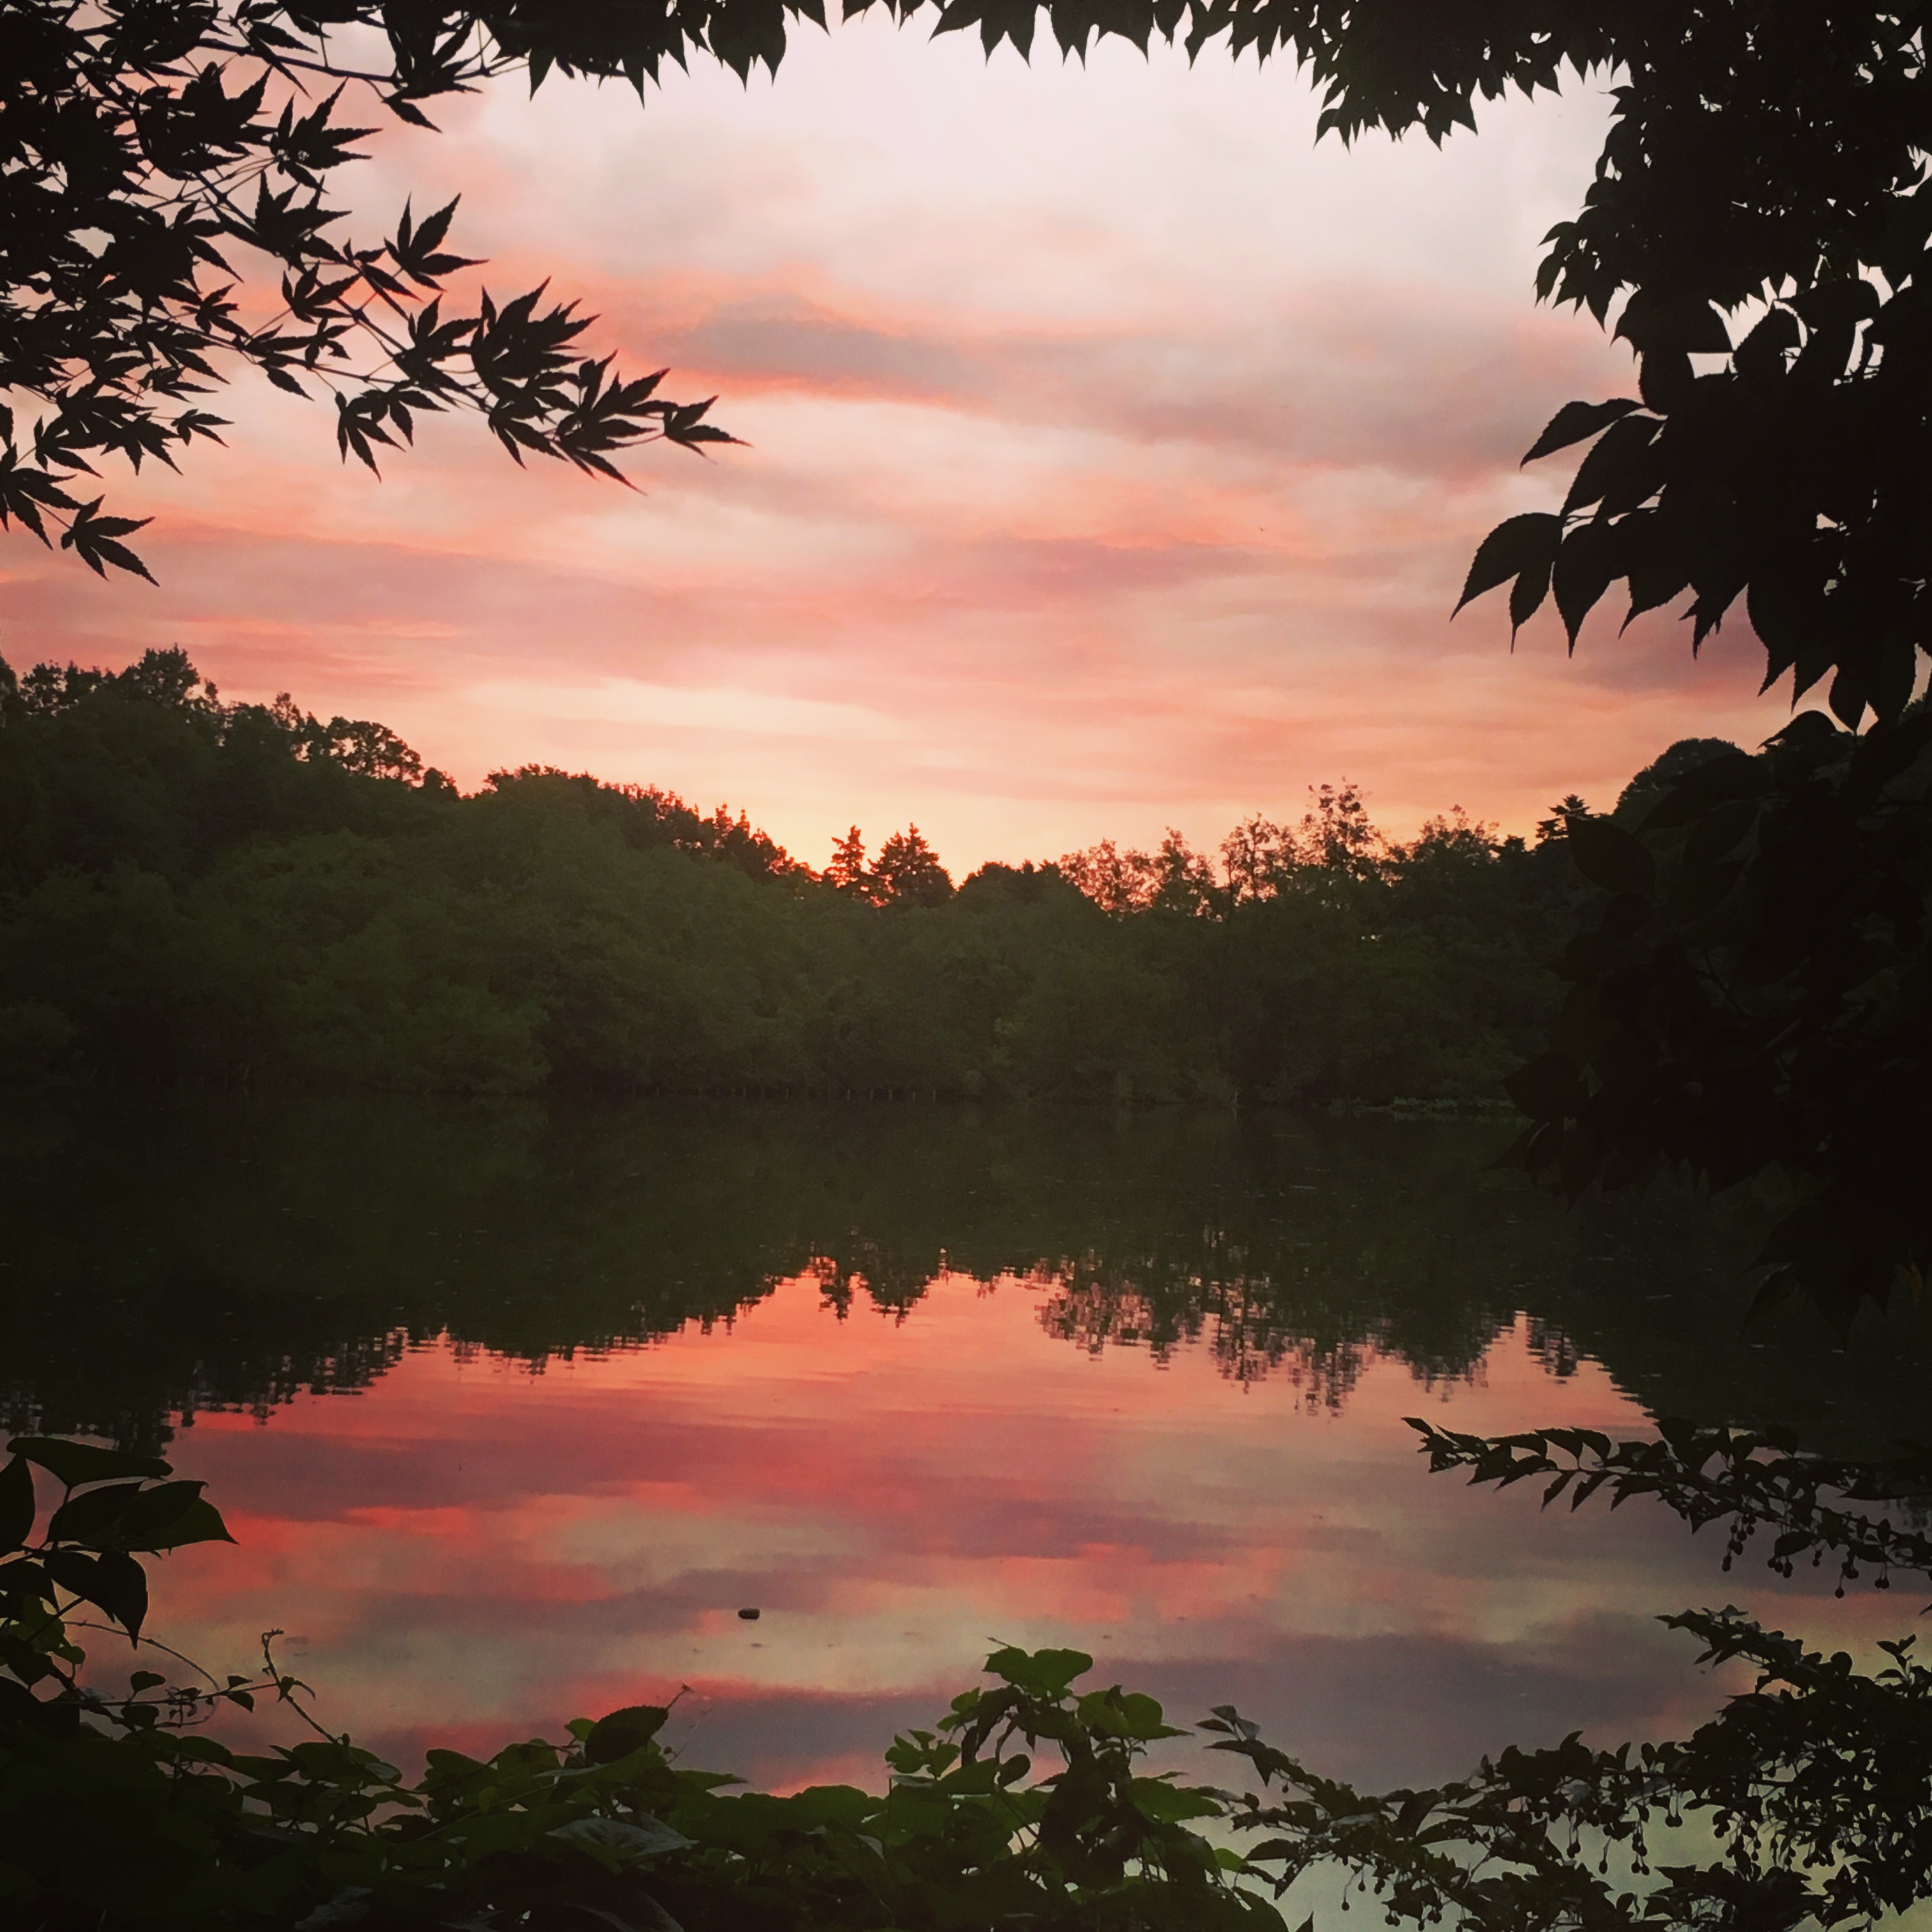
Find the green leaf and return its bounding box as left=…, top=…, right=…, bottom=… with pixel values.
left=1683, top=799, right=1759, bottom=867
left=119, top=1483, right=233, bottom=1552
left=1828, top=661, right=1867, bottom=730
left=0, top=1558, right=53, bottom=1613
left=1077, top=1689, right=1183, bottom=1740
left=90, top=1551, right=150, bottom=1637
left=1870, top=629, right=1918, bottom=723
left=1735, top=305, right=1800, bottom=379
left=1508, top=552, right=1552, bottom=631
left=1665, top=858, right=1745, bottom=922
left=584, top=1703, right=670, bottom=1763
left=0, top=1457, right=35, bottom=1552
left=1614, top=290, right=1731, bottom=353
left=1637, top=346, right=1695, bottom=413
left=769, top=1784, right=877, bottom=1833
left=1521, top=397, right=1640, bottom=465
left=10, top=1439, right=170, bottom=1488
left=47, top=1479, right=233, bottom=1552
left=1790, top=277, right=1882, bottom=330
left=550, top=1814, right=691, bottom=1868
left=1566, top=817, right=1656, bottom=898
left=1552, top=520, right=1625, bottom=647
left=42, top=1546, right=149, bottom=1637
left=43, top=1481, right=148, bottom=1547
left=1128, top=1775, right=1225, bottom=1823
left=1453, top=512, right=1561, bottom=618
left=985, top=1645, right=1092, bottom=1699
left=43, top=1547, right=103, bottom=1602
left=1, top=1637, right=55, bottom=1688
left=1767, top=710, right=1841, bottom=751
left=1561, top=413, right=1659, bottom=518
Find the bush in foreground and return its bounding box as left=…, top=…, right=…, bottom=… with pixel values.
left=8, top=1432, right=1932, bottom=1931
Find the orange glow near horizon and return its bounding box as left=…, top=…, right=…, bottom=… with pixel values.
left=134, top=1275, right=1903, bottom=1795
left=0, top=23, right=1796, bottom=875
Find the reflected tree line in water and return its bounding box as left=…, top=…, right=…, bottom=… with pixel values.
left=4, top=1094, right=1926, bottom=1455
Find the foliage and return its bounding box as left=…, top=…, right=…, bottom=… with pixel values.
left=1614, top=744, right=1743, bottom=822
left=1499, top=716, right=1932, bottom=1324
left=0, top=648, right=1587, bottom=1103
left=1410, top=1417, right=1932, bottom=1599
left=0, top=1432, right=235, bottom=1705
left=1, top=0, right=742, bottom=580
left=872, top=825, right=955, bottom=907
left=1059, top=831, right=1217, bottom=918
left=823, top=824, right=956, bottom=906
left=10, top=0, right=1924, bottom=1278
left=1364, top=12, right=1932, bottom=1324
left=1212, top=1608, right=1932, bottom=1932
left=10, top=0, right=1923, bottom=615
left=15, top=14, right=1932, bottom=1930
left=1459, top=161, right=1931, bottom=728
left=13, top=0, right=1917, bottom=1294
left=478, top=763, right=802, bottom=880
left=1193, top=1407, right=1932, bottom=1932
left=827, top=824, right=873, bottom=896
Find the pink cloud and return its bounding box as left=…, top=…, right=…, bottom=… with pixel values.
left=1, top=23, right=1791, bottom=873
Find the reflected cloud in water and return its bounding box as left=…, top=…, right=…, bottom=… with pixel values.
left=3, top=1096, right=1926, bottom=1791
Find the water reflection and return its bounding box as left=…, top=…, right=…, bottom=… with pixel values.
left=1, top=1095, right=1926, bottom=1792
left=0, top=1092, right=1858, bottom=1438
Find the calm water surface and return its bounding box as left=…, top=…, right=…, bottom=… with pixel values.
left=3, top=1097, right=1926, bottom=1793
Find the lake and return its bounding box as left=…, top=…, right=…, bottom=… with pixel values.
left=3, top=1095, right=1924, bottom=1797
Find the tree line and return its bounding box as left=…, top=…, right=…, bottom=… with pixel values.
left=0, top=648, right=1631, bottom=1105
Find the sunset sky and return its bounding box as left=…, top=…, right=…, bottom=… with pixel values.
left=4, top=22, right=1793, bottom=873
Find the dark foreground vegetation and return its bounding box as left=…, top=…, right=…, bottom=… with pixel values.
left=0, top=647, right=1601, bottom=1106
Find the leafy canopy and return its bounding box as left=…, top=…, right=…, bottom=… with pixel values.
left=1, top=0, right=746, bottom=580
left=10, top=0, right=1928, bottom=634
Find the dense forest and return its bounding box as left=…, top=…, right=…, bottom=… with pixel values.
left=0, top=647, right=1664, bottom=1104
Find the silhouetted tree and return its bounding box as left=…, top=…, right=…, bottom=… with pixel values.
left=1614, top=737, right=1745, bottom=818
left=1218, top=815, right=1298, bottom=905
left=4, top=647, right=218, bottom=721
left=17, top=1, right=1923, bottom=632
left=1533, top=797, right=1593, bottom=847
left=873, top=826, right=953, bottom=907
left=956, top=861, right=1077, bottom=908
left=1057, top=839, right=1154, bottom=916
left=314, top=717, right=424, bottom=783
left=1147, top=830, right=1217, bottom=917
left=826, top=827, right=873, bottom=898
left=1297, top=782, right=1384, bottom=885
